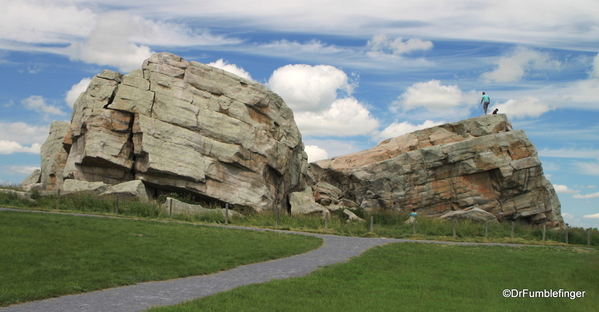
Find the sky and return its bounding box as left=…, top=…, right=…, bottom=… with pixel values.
left=1, top=0, right=598, bottom=228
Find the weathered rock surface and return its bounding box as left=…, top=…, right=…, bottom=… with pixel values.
left=163, top=197, right=243, bottom=218
left=439, top=207, right=499, bottom=223
left=311, top=114, right=563, bottom=227
left=36, top=52, right=308, bottom=212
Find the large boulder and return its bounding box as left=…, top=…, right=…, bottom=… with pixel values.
left=311, top=114, right=563, bottom=227
left=37, top=52, right=307, bottom=212
left=162, top=197, right=243, bottom=218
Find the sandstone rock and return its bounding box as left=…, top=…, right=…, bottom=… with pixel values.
left=100, top=180, right=151, bottom=202
left=311, top=114, right=563, bottom=227
left=162, top=197, right=243, bottom=218
left=62, top=179, right=108, bottom=195
left=21, top=169, right=41, bottom=188
left=0, top=189, right=35, bottom=202
left=289, top=187, right=327, bottom=216
left=343, top=209, right=365, bottom=223
left=29, top=52, right=307, bottom=212
left=39, top=121, right=70, bottom=191
left=439, top=207, right=499, bottom=223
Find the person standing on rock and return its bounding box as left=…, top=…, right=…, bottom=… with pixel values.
left=480, top=92, right=491, bottom=115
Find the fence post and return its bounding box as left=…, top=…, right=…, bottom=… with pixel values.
left=511, top=222, right=515, bottom=239
left=114, top=194, right=119, bottom=215
left=169, top=198, right=173, bottom=219
left=452, top=219, right=457, bottom=237
left=324, top=212, right=329, bottom=229
left=56, top=189, right=60, bottom=210
left=370, top=216, right=374, bottom=232
left=565, top=227, right=569, bottom=244
left=485, top=221, right=489, bottom=238
left=413, top=219, right=417, bottom=235
left=225, top=203, right=229, bottom=225
left=542, top=224, right=546, bottom=241
left=587, top=228, right=591, bottom=246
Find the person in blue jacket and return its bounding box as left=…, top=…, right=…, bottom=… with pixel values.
left=480, top=92, right=491, bottom=115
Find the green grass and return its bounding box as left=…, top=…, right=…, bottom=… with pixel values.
left=147, top=243, right=599, bottom=312
left=0, top=210, right=322, bottom=307
left=1, top=190, right=597, bottom=246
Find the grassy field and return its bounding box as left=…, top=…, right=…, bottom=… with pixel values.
left=2, top=190, right=597, bottom=247
left=0, top=210, right=322, bottom=307
left=147, top=243, right=599, bottom=312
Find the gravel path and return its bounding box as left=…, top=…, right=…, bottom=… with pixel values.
left=0, top=208, right=524, bottom=312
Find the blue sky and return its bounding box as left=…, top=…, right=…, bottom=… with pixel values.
left=1, top=0, right=598, bottom=228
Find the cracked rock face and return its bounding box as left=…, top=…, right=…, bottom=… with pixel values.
left=310, top=114, right=563, bottom=227
left=56, top=52, right=308, bottom=212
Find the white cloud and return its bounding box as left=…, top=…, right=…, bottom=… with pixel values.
left=393, top=80, right=478, bottom=118
left=573, top=160, right=599, bottom=176
left=268, top=64, right=354, bottom=112
left=539, top=149, right=599, bottom=159
left=6, top=165, right=40, bottom=175
left=305, top=145, right=329, bottom=162
left=375, top=120, right=443, bottom=142
left=65, top=78, right=92, bottom=107
left=553, top=184, right=579, bottom=194
left=0, top=122, right=49, bottom=146
left=574, top=192, right=599, bottom=199
left=367, top=34, right=433, bottom=55
left=584, top=213, right=599, bottom=219
left=67, top=12, right=154, bottom=72
left=0, top=141, right=41, bottom=154
left=590, top=53, right=599, bottom=78
left=295, top=98, right=379, bottom=136
left=21, top=96, right=66, bottom=115
left=493, top=97, right=550, bottom=119
left=208, top=59, right=253, bottom=81
left=481, top=47, right=560, bottom=83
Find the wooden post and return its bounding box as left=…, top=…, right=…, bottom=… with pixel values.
left=56, top=189, right=60, bottom=210
left=413, top=219, right=417, bottom=235
left=565, top=227, right=569, bottom=244
left=225, top=203, right=229, bottom=225
left=370, top=216, right=374, bottom=232
left=324, top=212, right=329, bottom=229
left=511, top=221, right=515, bottom=239
left=485, top=221, right=489, bottom=238
left=587, top=228, right=591, bottom=246
left=169, top=198, right=173, bottom=219
left=542, top=224, right=546, bottom=241
left=452, top=219, right=457, bottom=237
left=114, top=194, right=119, bottom=215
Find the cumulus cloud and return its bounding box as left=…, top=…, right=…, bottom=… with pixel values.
left=0, top=141, right=41, bottom=154
left=574, top=192, right=599, bottom=199
left=65, top=77, right=92, bottom=107
left=493, top=97, right=551, bottom=119
left=553, top=184, right=579, bottom=194
left=0, top=122, right=49, bottom=146
left=295, top=98, right=379, bottom=136
left=367, top=34, right=433, bottom=55
left=304, top=145, right=329, bottom=162
left=267, top=64, right=377, bottom=137
left=21, top=95, right=66, bottom=115
left=392, top=80, right=478, bottom=118
left=584, top=213, right=599, bottom=219
left=268, top=64, right=354, bottom=112
left=481, top=47, right=560, bottom=83
left=375, top=120, right=443, bottom=142
left=208, top=59, right=252, bottom=81
left=67, top=12, right=154, bottom=72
